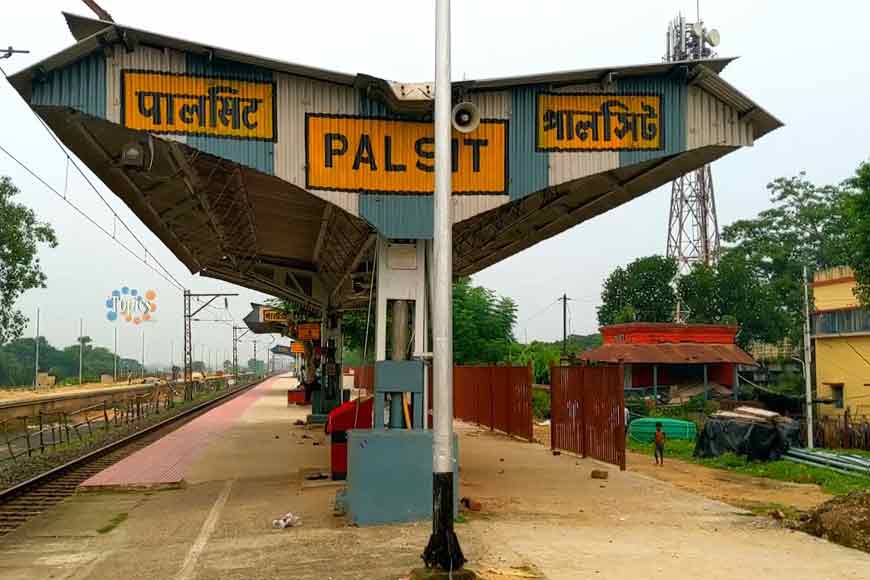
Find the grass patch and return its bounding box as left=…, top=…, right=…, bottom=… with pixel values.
left=628, top=439, right=870, bottom=496
left=96, top=512, right=128, bottom=534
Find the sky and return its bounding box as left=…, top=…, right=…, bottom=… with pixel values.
left=1, top=1, right=868, bottom=367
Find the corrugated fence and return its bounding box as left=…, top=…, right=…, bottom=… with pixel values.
left=347, top=364, right=533, bottom=440
left=453, top=365, right=533, bottom=441
left=550, top=365, right=626, bottom=470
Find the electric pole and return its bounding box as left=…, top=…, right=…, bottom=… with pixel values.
left=33, top=308, right=40, bottom=388
left=79, top=318, right=84, bottom=385
left=114, top=327, right=118, bottom=382
left=559, top=293, right=571, bottom=355
left=803, top=266, right=815, bottom=449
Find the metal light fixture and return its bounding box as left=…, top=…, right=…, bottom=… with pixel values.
left=120, top=141, right=146, bottom=169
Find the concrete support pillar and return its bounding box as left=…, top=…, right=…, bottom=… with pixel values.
left=390, top=299, right=410, bottom=428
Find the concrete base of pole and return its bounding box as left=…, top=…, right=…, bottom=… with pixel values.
left=409, top=568, right=478, bottom=580
left=422, top=472, right=465, bottom=570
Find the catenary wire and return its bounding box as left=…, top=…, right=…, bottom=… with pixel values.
left=1, top=66, right=186, bottom=291
left=0, top=142, right=185, bottom=291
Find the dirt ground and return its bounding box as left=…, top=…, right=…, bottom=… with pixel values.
left=1, top=387, right=869, bottom=580
left=534, top=423, right=832, bottom=512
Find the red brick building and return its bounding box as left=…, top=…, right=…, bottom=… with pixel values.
left=579, top=323, right=756, bottom=400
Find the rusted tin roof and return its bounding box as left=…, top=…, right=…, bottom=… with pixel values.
left=578, top=343, right=756, bottom=365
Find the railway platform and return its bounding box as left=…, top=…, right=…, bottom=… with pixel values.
left=2, top=374, right=869, bottom=580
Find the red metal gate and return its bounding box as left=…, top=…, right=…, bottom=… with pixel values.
left=550, top=365, right=625, bottom=470
left=452, top=365, right=533, bottom=441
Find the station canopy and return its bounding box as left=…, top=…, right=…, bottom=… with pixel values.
left=9, top=13, right=782, bottom=312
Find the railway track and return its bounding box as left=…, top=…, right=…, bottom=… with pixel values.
left=0, top=376, right=267, bottom=538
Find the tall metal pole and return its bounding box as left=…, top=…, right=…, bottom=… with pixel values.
left=78, top=318, right=84, bottom=385
left=33, top=308, right=40, bottom=388
left=803, top=266, right=815, bottom=449
left=141, top=330, right=145, bottom=380
left=423, top=0, right=465, bottom=571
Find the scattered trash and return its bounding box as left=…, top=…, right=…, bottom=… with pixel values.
left=293, top=419, right=305, bottom=426
left=460, top=497, right=482, bottom=512
left=499, top=458, right=505, bottom=462
left=591, top=469, right=609, bottom=480
left=770, top=510, right=785, bottom=520
left=552, top=450, right=561, bottom=456
left=306, top=472, right=329, bottom=481
left=498, top=469, right=505, bottom=475
left=301, top=434, right=312, bottom=439
left=272, top=512, right=301, bottom=529
left=313, top=441, right=321, bottom=446
left=274, top=435, right=280, bottom=439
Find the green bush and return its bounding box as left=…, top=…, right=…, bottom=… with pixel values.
left=532, top=389, right=550, bottom=421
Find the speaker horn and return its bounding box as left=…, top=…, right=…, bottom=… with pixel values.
left=451, top=102, right=480, bottom=133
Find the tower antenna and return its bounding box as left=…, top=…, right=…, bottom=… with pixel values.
left=664, top=14, right=721, bottom=320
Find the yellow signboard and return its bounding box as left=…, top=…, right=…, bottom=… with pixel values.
left=297, top=322, right=321, bottom=341
left=290, top=342, right=305, bottom=353
left=261, top=308, right=287, bottom=324
left=121, top=70, right=276, bottom=141
left=536, top=93, right=662, bottom=152
left=305, top=114, right=508, bottom=194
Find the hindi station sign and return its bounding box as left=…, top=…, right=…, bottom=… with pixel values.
left=261, top=308, right=287, bottom=324
left=305, top=114, right=507, bottom=194
left=536, top=93, right=662, bottom=152
left=121, top=71, right=276, bottom=141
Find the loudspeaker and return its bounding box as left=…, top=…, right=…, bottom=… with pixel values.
left=451, top=102, right=480, bottom=134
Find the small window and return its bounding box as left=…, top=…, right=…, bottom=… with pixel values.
left=831, top=385, right=844, bottom=409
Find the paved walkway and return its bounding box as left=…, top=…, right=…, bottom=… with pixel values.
left=81, top=377, right=277, bottom=488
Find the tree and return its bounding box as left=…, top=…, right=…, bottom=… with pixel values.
left=677, top=254, right=789, bottom=347
left=722, top=172, right=853, bottom=341
left=452, top=277, right=518, bottom=364
left=597, top=255, right=677, bottom=326
left=0, top=176, right=58, bottom=344
left=845, top=162, right=870, bottom=304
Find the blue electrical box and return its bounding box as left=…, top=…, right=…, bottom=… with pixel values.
left=343, top=429, right=458, bottom=526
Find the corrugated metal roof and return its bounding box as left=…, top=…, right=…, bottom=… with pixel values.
left=579, top=343, right=756, bottom=365
left=7, top=13, right=780, bottom=143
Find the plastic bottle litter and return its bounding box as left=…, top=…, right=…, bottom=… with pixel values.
left=272, top=512, right=302, bottom=529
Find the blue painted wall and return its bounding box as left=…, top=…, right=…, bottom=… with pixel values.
left=185, top=54, right=274, bottom=174
left=31, top=52, right=106, bottom=119
left=509, top=86, right=548, bottom=201
left=617, top=74, right=687, bottom=167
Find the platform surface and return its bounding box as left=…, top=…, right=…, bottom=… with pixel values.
left=80, top=377, right=277, bottom=488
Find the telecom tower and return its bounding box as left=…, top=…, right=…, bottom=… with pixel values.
left=664, top=15, right=721, bottom=276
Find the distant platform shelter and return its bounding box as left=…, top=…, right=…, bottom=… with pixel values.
left=579, top=323, right=756, bottom=401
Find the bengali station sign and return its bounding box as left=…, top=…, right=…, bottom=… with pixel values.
left=305, top=114, right=507, bottom=194
left=121, top=71, right=276, bottom=140
left=536, top=93, right=663, bottom=152
left=290, top=342, right=305, bottom=354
